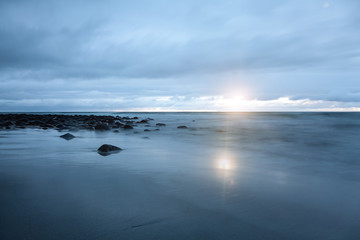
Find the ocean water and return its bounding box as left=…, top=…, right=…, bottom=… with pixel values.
left=0, top=112, right=360, bottom=239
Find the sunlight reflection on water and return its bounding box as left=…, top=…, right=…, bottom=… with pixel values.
left=219, top=158, right=231, bottom=170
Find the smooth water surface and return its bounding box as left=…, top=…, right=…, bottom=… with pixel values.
left=1, top=112, right=360, bottom=239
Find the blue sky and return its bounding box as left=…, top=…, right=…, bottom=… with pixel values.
left=0, top=0, right=359, bottom=111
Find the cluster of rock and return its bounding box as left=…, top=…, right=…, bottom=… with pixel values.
left=0, top=114, right=191, bottom=156
left=0, top=114, right=155, bottom=131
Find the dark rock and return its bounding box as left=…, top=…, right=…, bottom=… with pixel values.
left=0, top=114, right=160, bottom=133
left=137, top=119, right=148, bottom=124
left=97, top=144, right=122, bottom=156
left=114, top=121, right=124, bottom=127
left=15, top=120, right=26, bottom=126
left=60, top=133, right=75, bottom=140
left=113, top=130, right=119, bottom=133
left=144, top=129, right=150, bottom=131
left=84, top=125, right=95, bottom=130
left=156, top=123, right=166, bottom=127
left=95, top=123, right=110, bottom=130
left=29, top=120, right=43, bottom=126
left=177, top=125, right=188, bottom=129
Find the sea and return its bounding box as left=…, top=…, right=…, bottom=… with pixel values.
left=0, top=112, right=359, bottom=239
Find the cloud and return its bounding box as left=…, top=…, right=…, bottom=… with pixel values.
left=0, top=0, right=359, bottom=111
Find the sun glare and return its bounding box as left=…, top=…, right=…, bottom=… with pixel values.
left=219, top=158, right=231, bottom=170
left=215, top=95, right=247, bottom=111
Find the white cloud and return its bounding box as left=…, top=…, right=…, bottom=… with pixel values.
left=0, top=0, right=359, bottom=111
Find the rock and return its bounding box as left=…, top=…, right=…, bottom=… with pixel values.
left=97, top=144, right=122, bottom=156
left=95, top=123, right=110, bottom=130
left=83, top=125, right=94, bottom=130
left=137, top=119, right=148, bottom=124
left=156, top=123, right=166, bottom=127
left=177, top=125, right=188, bottom=129
left=144, top=129, right=150, bottom=131
left=0, top=114, right=160, bottom=132
left=60, top=133, right=75, bottom=140
left=113, top=130, right=119, bottom=133
left=114, top=121, right=124, bottom=127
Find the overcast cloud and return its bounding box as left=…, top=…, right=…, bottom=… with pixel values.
left=0, top=0, right=359, bottom=111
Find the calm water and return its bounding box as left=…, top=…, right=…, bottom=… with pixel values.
left=1, top=112, right=360, bottom=239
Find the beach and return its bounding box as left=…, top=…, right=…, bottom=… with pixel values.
left=0, top=112, right=360, bottom=239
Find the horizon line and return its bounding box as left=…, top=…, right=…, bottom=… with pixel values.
left=1, top=110, right=360, bottom=113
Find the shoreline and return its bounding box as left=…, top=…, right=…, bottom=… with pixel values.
left=0, top=113, right=160, bottom=131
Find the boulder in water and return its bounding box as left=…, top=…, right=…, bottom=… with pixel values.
left=60, top=133, right=75, bottom=140
left=137, top=119, right=148, bottom=124
left=97, top=144, right=122, bottom=156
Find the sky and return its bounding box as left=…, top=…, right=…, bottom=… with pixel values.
left=0, top=0, right=359, bottom=111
